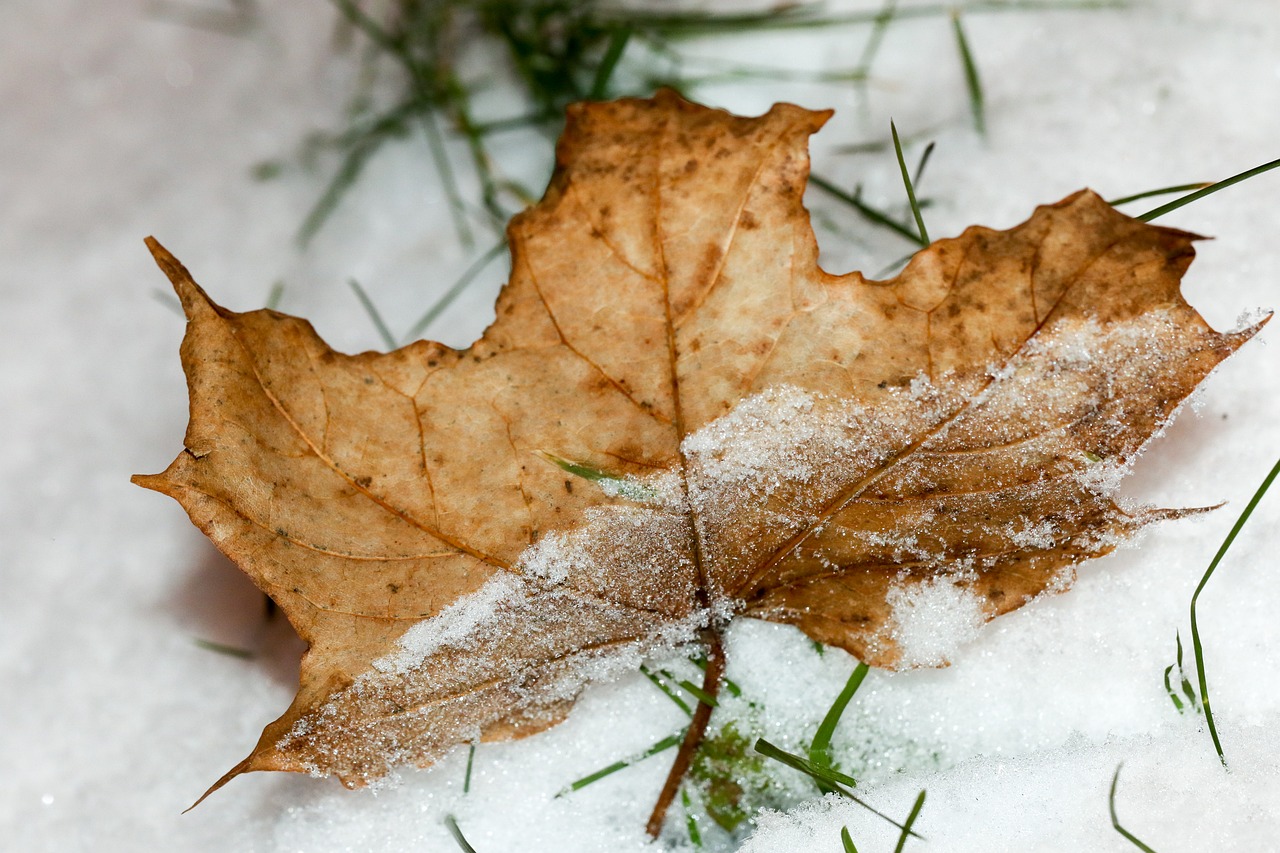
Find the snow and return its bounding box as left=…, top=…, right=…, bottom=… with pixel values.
left=883, top=578, right=987, bottom=668
left=4, top=1, right=1280, bottom=851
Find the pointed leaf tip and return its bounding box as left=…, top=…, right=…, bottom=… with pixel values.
left=183, top=754, right=254, bottom=813
left=144, top=237, right=214, bottom=319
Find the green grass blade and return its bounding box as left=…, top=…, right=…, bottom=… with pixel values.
left=1175, top=631, right=1198, bottom=710
left=347, top=278, right=398, bottom=350
left=853, top=0, right=898, bottom=76
left=755, top=738, right=859, bottom=788
left=891, top=121, right=930, bottom=244
left=401, top=241, right=508, bottom=343
left=418, top=105, right=478, bottom=250
left=297, top=131, right=391, bottom=247
left=557, top=731, right=685, bottom=795
left=590, top=27, right=632, bottom=100
left=1189, top=455, right=1280, bottom=767
left=639, top=665, right=695, bottom=716
left=192, top=638, right=254, bottom=659
left=809, top=662, right=870, bottom=792
left=678, top=678, right=718, bottom=708
left=755, top=739, right=924, bottom=838
left=690, top=655, right=743, bottom=697
left=1162, top=661, right=1185, bottom=713
left=1139, top=156, right=1280, bottom=222
left=444, top=814, right=478, bottom=853
left=464, top=742, right=476, bottom=794
left=841, top=826, right=859, bottom=853
left=950, top=12, right=985, bottom=135
left=1109, top=765, right=1159, bottom=852
left=682, top=787, right=703, bottom=847
left=264, top=280, right=285, bottom=311
left=809, top=174, right=927, bottom=246
left=913, top=141, right=936, bottom=188
left=892, top=790, right=927, bottom=853
left=1107, top=183, right=1211, bottom=206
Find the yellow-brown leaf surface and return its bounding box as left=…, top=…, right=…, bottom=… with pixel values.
left=135, top=91, right=1259, bottom=792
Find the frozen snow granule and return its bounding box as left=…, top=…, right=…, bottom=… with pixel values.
left=886, top=577, right=986, bottom=668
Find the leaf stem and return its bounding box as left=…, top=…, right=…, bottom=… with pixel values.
left=645, top=628, right=726, bottom=838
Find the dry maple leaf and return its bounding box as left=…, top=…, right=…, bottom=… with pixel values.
left=135, top=91, right=1260, bottom=826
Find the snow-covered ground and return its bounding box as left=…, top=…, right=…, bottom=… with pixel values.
left=3, top=1, right=1279, bottom=850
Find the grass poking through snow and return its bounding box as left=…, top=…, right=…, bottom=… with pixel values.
left=809, top=662, right=870, bottom=794
left=891, top=121, right=930, bottom=244
left=950, top=12, right=985, bottom=135
left=892, top=790, right=927, bottom=853
left=1139, top=156, right=1280, bottom=222
left=1108, top=765, right=1159, bottom=852
left=444, top=814, right=478, bottom=853
left=1187, top=455, right=1280, bottom=767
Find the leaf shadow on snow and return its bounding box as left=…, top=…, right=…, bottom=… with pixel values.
left=166, top=534, right=307, bottom=690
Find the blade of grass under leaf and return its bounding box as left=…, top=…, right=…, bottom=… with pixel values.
left=1107, top=182, right=1211, bottom=206
left=444, top=814, right=478, bottom=853
left=912, top=141, right=936, bottom=188
left=590, top=27, right=632, bottom=100
left=678, top=678, right=718, bottom=708
left=809, top=174, right=926, bottom=245
left=1109, top=765, right=1159, bottom=852
left=891, top=121, right=929, bottom=243
left=401, top=241, right=507, bottom=343
left=464, top=742, right=476, bottom=794
left=809, top=662, right=870, bottom=792
left=1189, top=455, right=1280, bottom=766
left=690, top=655, right=743, bottom=697
left=639, top=665, right=694, bottom=716
left=755, top=739, right=922, bottom=838
left=892, top=790, right=927, bottom=853
left=297, top=124, right=398, bottom=247
left=615, top=1, right=1126, bottom=36
left=347, top=278, right=397, bottom=350
left=1139, top=156, right=1280, bottom=222
left=264, top=280, right=285, bottom=311
left=682, top=787, right=703, bottom=847
left=853, top=0, right=898, bottom=77
left=950, top=12, right=985, bottom=135
left=558, top=731, right=685, bottom=795
left=193, top=638, right=254, bottom=659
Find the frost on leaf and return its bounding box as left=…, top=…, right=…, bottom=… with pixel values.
left=133, top=90, right=1262, bottom=795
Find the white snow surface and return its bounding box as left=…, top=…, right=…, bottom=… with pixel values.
left=4, top=1, right=1280, bottom=850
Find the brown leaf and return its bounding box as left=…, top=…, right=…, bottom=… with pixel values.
left=135, top=91, right=1261, bottom=798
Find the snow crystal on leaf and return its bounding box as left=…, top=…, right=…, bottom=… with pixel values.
left=375, top=573, right=526, bottom=675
